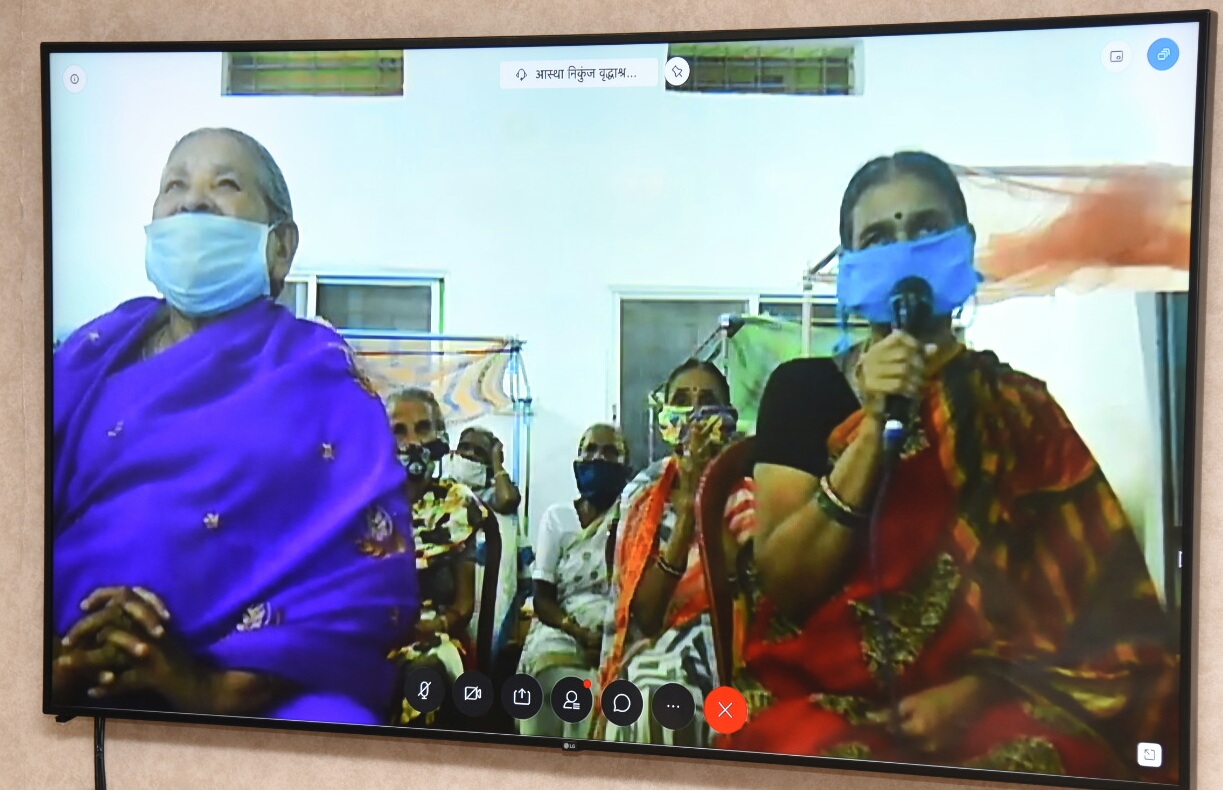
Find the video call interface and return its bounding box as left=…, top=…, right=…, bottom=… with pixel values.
left=47, top=17, right=1202, bottom=788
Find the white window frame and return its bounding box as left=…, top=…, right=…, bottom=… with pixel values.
left=756, top=292, right=842, bottom=317
left=608, top=286, right=758, bottom=425
left=279, top=272, right=445, bottom=335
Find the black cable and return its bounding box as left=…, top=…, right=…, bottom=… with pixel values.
left=94, top=717, right=107, bottom=790
left=866, top=429, right=905, bottom=741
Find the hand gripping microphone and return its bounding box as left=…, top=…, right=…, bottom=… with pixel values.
left=882, top=276, right=934, bottom=453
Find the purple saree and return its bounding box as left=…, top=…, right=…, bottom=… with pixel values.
left=53, top=297, right=419, bottom=725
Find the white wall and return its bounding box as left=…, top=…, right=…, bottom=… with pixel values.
left=48, top=21, right=1198, bottom=560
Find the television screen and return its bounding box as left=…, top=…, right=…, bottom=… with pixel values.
left=43, top=11, right=1210, bottom=789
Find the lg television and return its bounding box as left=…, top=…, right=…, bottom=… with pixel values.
left=43, top=10, right=1212, bottom=789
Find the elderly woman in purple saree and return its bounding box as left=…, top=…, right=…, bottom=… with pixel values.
left=50, top=128, right=419, bottom=725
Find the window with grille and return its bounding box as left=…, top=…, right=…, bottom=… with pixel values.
left=666, top=41, right=860, bottom=96
left=223, top=50, right=405, bottom=97
left=276, top=275, right=441, bottom=333
left=758, top=298, right=842, bottom=322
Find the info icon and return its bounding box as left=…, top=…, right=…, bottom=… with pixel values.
left=550, top=675, right=594, bottom=724
left=601, top=679, right=644, bottom=728
left=404, top=666, right=445, bottom=715
left=453, top=670, right=493, bottom=718
left=62, top=65, right=87, bottom=94
left=501, top=673, right=544, bottom=720
left=650, top=682, right=695, bottom=730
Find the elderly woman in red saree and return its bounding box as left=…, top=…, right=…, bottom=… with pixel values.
left=51, top=128, right=419, bottom=725
left=726, top=151, right=1180, bottom=784
left=597, top=359, right=757, bottom=746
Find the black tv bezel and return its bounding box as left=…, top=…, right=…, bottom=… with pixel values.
left=40, top=9, right=1215, bottom=789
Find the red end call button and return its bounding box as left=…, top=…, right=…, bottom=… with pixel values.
left=704, top=686, right=748, bottom=734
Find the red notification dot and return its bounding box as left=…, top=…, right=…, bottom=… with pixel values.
left=583, top=679, right=592, bottom=689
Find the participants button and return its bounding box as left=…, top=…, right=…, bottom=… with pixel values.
left=550, top=675, right=594, bottom=724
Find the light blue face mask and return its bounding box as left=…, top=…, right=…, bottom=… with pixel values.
left=144, top=213, right=273, bottom=318
left=836, top=225, right=980, bottom=326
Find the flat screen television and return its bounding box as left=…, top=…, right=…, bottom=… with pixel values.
left=43, top=10, right=1212, bottom=789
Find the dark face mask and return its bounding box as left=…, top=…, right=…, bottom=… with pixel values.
left=398, top=438, right=451, bottom=481
left=573, top=459, right=630, bottom=512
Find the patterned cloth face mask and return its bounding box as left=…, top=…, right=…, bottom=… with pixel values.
left=657, top=405, right=694, bottom=446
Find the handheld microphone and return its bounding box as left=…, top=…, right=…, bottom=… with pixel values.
left=882, top=276, right=934, bottom=451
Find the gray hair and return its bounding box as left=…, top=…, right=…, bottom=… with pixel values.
left=460, top=426, right=495, bottom=445
left=387, top=387, right=446, bottom=433
left=170, top=128, right=294, bottom=225
left=577, top=422, right=628, bottom=462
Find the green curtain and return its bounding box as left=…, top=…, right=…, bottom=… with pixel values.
left=724, top=316, right=870, bottom=433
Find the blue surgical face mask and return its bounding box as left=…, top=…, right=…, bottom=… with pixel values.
left=836, top=225, right=980, bottom=325
left=145, top=213, right=273, bottom=318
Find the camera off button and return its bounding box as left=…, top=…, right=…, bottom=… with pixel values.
left=63, top=66, right=87, bottom=94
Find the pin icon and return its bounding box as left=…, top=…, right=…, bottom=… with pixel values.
left=664, top=57, right=691, bottom=87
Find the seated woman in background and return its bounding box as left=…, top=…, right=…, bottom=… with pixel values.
left=517, top=423, right=631, bottom=739
left=446, top=426, right=524, bottom=667
left=449, top=426, right=523, bottom=516
left=386, top=388, right=496, bottom=728
left=51, top=128, right=418, bottom=725
left=597, top=359, right=756, bottom=747
left=726, top=151, right=1179, bottom=783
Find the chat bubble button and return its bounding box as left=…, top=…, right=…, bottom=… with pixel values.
left=601, top=679, right=644, bottom=727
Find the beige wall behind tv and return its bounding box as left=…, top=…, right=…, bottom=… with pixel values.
left=4, top=0, right=1219, bottom=787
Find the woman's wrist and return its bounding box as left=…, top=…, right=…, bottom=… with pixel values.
left=814, top=475, right=869, bottom=531
left=656, top=550, right=688, bottom=579
left=169, top=663, right=218, bottom=714
left=560, top=615, right=579, bottom=635
left=857, top=412, right=885, bottom=443
left=662, top=527, right=691, bottom=566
